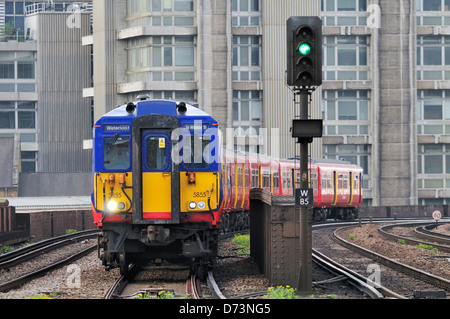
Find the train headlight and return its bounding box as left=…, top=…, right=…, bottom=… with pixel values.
left=107, top=201, right=118, bottom=212
left=197, top=201, right=206, bottom=210
left=118, top=202, right=126, bottom=210
left=189, top=201, right=197, bottom=209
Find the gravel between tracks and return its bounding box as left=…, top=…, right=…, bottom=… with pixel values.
left=0, top=241, right=120, bottom=299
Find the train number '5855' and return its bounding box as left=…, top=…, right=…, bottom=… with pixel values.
left=193, top=192, right=207, bottom=198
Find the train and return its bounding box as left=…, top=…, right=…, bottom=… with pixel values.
left=91, top=98, right=363, bottom=276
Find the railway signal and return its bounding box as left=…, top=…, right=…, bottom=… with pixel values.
left=287, top=16, right=323, bottom=294
left=287, top=16, right=322, bottom=88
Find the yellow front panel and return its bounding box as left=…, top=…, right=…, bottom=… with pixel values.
left=142, top=172, right=172, bottom=213
left=180, top=172, right=218, bottom=212
left=94, top=172, right=133, bottom=213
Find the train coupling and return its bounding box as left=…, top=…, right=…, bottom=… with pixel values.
left=140, top=225, right=170, bottom=244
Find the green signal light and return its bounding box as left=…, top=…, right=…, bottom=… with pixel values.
left=299, top=43, right=311, bottom=55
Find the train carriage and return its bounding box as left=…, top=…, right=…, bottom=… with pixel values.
left=92, top=99, right=222, bottom=275
left=91, top=98, right=363, bottom=275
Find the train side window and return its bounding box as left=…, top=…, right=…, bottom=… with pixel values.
left=354, top=173, right=359, bottom=190
left=263, top=170, right=269, bottom=188
left=238, top=167, right=242, bottom=187
left=287, top=171, right=291, bottom=189
left=103, top=135, right=130, bottom=170
left=273, top=171, right=279, bottom=189
left=183, top=134, right=211, bottom=169
left=311, top=173, right=317, bottom=190
left=338, top=174, right=343, bottom=189
left=252, top=169, right=259, bottom=188
left=245, top=167, right=249, bottom=188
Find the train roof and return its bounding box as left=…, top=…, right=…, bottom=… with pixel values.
left=284, top=157, right=362, bottom=169
left=95, top=99, right=216, bottom=124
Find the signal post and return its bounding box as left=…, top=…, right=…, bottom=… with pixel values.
left=286, top=16, right=323, bottom=294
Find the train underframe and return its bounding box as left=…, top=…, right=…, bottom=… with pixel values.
left=97, top=210, right=250, bottom=277
left=313, top=206, right=359, bottom=222
left=97, top=222, right=219, bottom=277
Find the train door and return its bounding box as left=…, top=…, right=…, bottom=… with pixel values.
left=348, top=171, right=354, bottom=205
left=222, top=163, right=228, bottom=211
left=226, top=163, right=232, bottom=210
left=291, top=168, right=295, bottom=196
left=332, top=171, right=338, bottom=205
left=141, top=132, right=172, bottom=220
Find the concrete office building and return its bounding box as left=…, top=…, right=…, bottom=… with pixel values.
left=320, top=0, right=450, bottom=207
left=0, top=1, right=92, bottom=196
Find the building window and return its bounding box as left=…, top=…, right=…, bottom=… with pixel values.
left=322, top=0, right=367, bottom=11
left=127, top=90, right=196, bottom=102
left=0, top=51, right=36, bottom=80
left=417, top=0, right=450, bottom=12
left=232, top=90, right=262, bottom=153
left=323, top=36, right=368, bottom=81
left=21, top=151, right=37, bottom=172
left=417, top=90, right=450, bottom=134
left=322, top=90, right=369, bottom=136
left=417, top=36, right=450, bottom=80
left=232, top=0, right=261, bottom=27
left=0, top=101, right=36, bottom=130
left=127, top=36, right=195, bottom=82
left=321, top=0, right=368, bottom=26
left=418, top=144, right=450, bottom=190
left=417, top=0, right=450, bottom=25
left=232, top=36, right=261, bottom=81
left=127, top=0, right=195, bottom=27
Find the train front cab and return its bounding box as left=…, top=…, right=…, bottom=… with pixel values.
left=93, top=103, right=222, bottom=274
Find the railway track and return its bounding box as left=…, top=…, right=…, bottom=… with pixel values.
left=314, top=220, right=450, bottom=298
left=417, top=223, right=450, bottom=244
left=0, top=230, right=98, bottom=293
left=0, top=229, right=99, bottom=269
left=378, top=221, right=450, bottom=249
left=103, top=264, right=203, bottom=299
left=312, top=247, right=406, bottom=299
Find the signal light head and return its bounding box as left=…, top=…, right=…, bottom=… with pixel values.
left=297, top=72, right=313, bottom=83
left=298, top=43, right=311, bottom=55
left=296, top=26, right=312, bottom=39
left=297, top=56, right=312, bottom=68
left=287, top=16, right=322, bottom=87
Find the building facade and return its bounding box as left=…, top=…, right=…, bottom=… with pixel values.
left=0, top=1, right=92, bottom=196
left=320, top=0, right=450, bottom=206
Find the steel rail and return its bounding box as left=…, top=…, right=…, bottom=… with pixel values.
left=335, top=226, right=450, bottom=291
left=189, top=273, right=201, bottom=299
left=0, top=229, right=99, bottom=269
left=207, top=270, right=227, bottom=299
left=103, top=274, right=126, bottom=299
left=0, top=244, right=96, bottom=292
left=378, top=222, right=450, bottom=253
left=312, top=248, right=406, bottom=299
left=415, top=223, right=450, bottom=246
